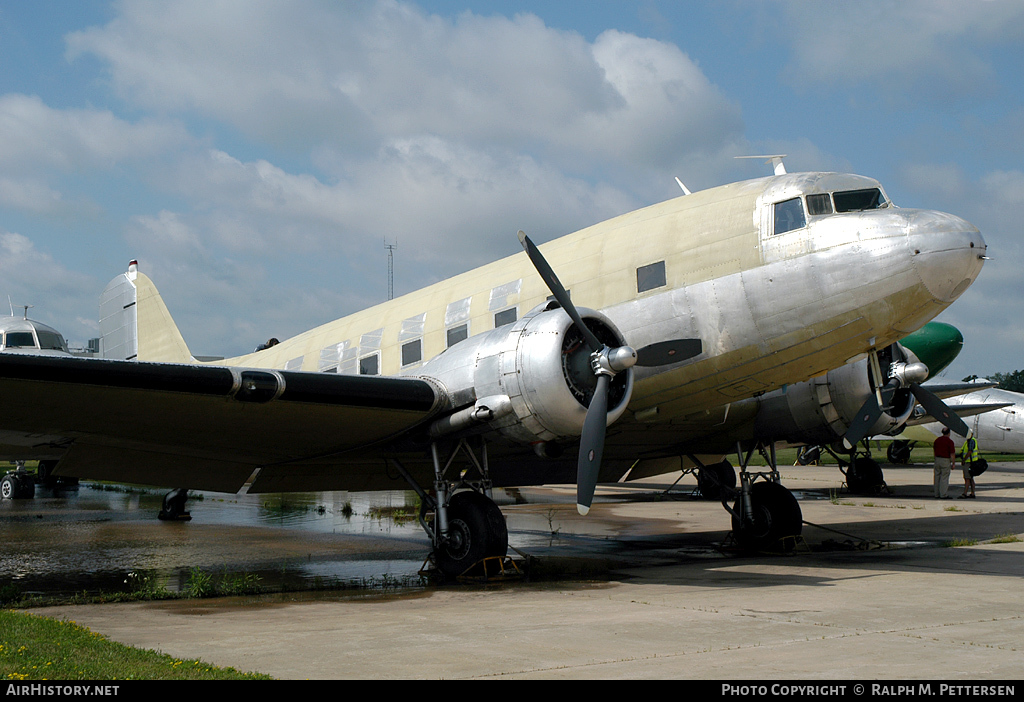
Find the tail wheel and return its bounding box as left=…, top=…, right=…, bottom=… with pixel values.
left=435, top=491, right=508, bottom=577
left=731, top=481, right=802, bottom=552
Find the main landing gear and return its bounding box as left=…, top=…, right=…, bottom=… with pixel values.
left=801, top=443, right=888, bottom=495
left=724, top=442, right=803, bottom=552
left=389, top=437, right=510, bottom=579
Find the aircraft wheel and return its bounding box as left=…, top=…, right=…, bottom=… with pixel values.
left=732, top=481, right=802, bottom=552
left=1, top=473, right=34, bottom=500
left=435, top=491, right=507, bottom=577
left=847, top=457, right=885, bottom=494
left=158, top=488, right=191, bottom=520
left=886, top=441, right=912, bottom=465
left=698, top=460, right=736, bottom=499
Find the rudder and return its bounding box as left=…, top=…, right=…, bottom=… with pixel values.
left=99, top=260, right=193, bottom=363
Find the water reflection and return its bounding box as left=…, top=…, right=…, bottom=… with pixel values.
left=0, top=483, right=436, bottom=597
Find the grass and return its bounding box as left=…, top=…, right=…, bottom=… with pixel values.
left=0, top=610, right=271, bottom=680
left=1, top=567, right=265, bottom=609
left=990, top=533, right=1023, bottom=544
left=944, top=537, right=978, bottom=547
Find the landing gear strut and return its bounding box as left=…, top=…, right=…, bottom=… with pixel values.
left=390, top=437, right=509, bottom=578
left=725, top=442, right=802, bottom=552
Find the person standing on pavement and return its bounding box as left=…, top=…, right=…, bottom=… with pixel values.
left=933, top=427, right=956, bottom=499
left=959, top=432, right=979, bottom=499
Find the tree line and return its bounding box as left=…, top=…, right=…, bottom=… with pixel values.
left=963, top=371, right=1024, bottom=393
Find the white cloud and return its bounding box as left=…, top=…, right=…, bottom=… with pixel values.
left=0, top=94, right=188, bottom=174
left=66, top=1, right=742, bottom=178
left=778, top=0, right=1024, bottom=101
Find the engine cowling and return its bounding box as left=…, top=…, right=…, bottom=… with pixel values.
left=417, top=302, right=633, bottom=445
left=753, top=342, right=917, bottom=447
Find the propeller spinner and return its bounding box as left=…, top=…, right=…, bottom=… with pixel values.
left=518, top=231, right=702, bottom=514
left=842, top=355, right=969, bottom=449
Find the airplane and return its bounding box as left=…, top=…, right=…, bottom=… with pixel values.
left=0, top=307, right=72, bottom=356
left=887, top=381, right=1024, bottom=460
left=0, top=167, right=987, bottom=575
left=0, top=308, right=77, bottom=498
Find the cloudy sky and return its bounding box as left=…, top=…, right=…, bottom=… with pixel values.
left=0, top=0, right=1021, bottom=380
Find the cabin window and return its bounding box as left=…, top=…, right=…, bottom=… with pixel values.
left=401, top=339, right=422, bottom=366
left=447, top=323, right=468, bottom=348
left=637, top=261, right=666, bottom=293
left=773, top=197, right=806, bottom=235
left=359, top=353, right=379, bottom=376
left=806, top=193, right=833, bottom=216
left=4, top=332, right=35, bottom=348
left=494, top=307, right=517, bottom=328
left=833, top=188, right=887, bottom=212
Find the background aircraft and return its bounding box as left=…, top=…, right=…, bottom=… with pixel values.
left=0, top=167, right=986, bottom=575
left=888, top=382, right=1023, bottom=459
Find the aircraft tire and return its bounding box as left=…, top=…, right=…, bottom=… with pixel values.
left=435, top=491, right=508, bottom=577
left=1, top=473, right=34, bottom=500
left=731, top=481, right=802, bottom=552
left=847, top=457, right=885, bottom=494
left=886, top=441, right=912, bottom=465
left=698, top=460, right=736, bottom=500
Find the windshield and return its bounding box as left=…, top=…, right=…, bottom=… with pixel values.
left=833, top=188, right=887, bottom=212
left=36, top=331, right=68, bottom=351
left=3, top=331, right=36, bottom=349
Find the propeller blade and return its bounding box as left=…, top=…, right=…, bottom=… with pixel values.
left=577, top=374, right=609, bottom=515
left=518, top=230, right=603, bottom=352
left=635, top=339, right=702, bottom=367
left=842, top=394, right=884, bottom=450
left=910, top=384, right=970, bottom=437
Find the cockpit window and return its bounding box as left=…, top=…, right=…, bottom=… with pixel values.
left=36, top=331, right=67, bottom=351
left=833, top=188, right=887, bottom=212
left=4, top=332, right=36, bottom=348
left=806, top=193, right=833, bottom=216
left=773, top=197, right=806, bottom=235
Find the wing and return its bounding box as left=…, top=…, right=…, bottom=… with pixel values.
left=0, top=354, right=445, bottom=493
left=905, top=401, right=1013, bottom=426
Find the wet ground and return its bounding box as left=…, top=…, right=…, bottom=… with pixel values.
left=3, top=460, right=1023, bottom=600
left=7, top=461, right=1024, bottom=678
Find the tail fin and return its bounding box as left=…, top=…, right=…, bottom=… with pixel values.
left=99, top=261, right=193, bottom=363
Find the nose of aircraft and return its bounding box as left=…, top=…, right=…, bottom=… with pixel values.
left=906, top=210, right=986, bottom=303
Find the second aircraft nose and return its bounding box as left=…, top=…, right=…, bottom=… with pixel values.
left=906, top=210, right=986, bottom=303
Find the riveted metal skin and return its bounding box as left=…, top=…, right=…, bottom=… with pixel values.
left=416, top=304, right=632, bottom=445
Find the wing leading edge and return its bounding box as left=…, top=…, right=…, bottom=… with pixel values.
left=0, top=354, right=445, bottom=493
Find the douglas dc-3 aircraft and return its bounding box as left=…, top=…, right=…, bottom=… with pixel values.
left=0, top=168, right=987, bottom=575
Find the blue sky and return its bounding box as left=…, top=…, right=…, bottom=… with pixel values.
left=0, top=0, right=1022, bottom=380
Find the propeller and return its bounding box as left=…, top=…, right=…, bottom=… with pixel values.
left=518, top=230, right=702, bottom=514
left=842, top=355, right=969, bottom=449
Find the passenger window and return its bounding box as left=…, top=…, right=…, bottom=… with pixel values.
left=401, top=339, right=422, bottom=366
left=494, top=307, right=517, bottom=328
left=637, top=261, right=666, bottom=293
left=446, top=323, right=468, bottom=348
left=359, top=354, right=379, bottom=376
left=806, top=193, right=833, bottom=216
left=773, top=198, right=806, bottom=235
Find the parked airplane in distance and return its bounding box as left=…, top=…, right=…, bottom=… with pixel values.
left=0, top=166, right=987, bottom=575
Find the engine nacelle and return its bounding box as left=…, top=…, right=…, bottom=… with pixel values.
left=753, top=343, right=917, bottom=447
left=417, top=302, right=633, bottom=445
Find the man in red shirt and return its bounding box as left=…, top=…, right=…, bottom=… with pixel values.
left=933, top=427, right=957, bottom=499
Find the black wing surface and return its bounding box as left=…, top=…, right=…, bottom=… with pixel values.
left=0, top=354, right=444, bottom=493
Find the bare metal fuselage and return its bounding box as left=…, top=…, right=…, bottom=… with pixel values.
left=121, top=170, right=985, bottom=485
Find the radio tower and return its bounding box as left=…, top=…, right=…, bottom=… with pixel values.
left=384, top=239, right=397, bottom=300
